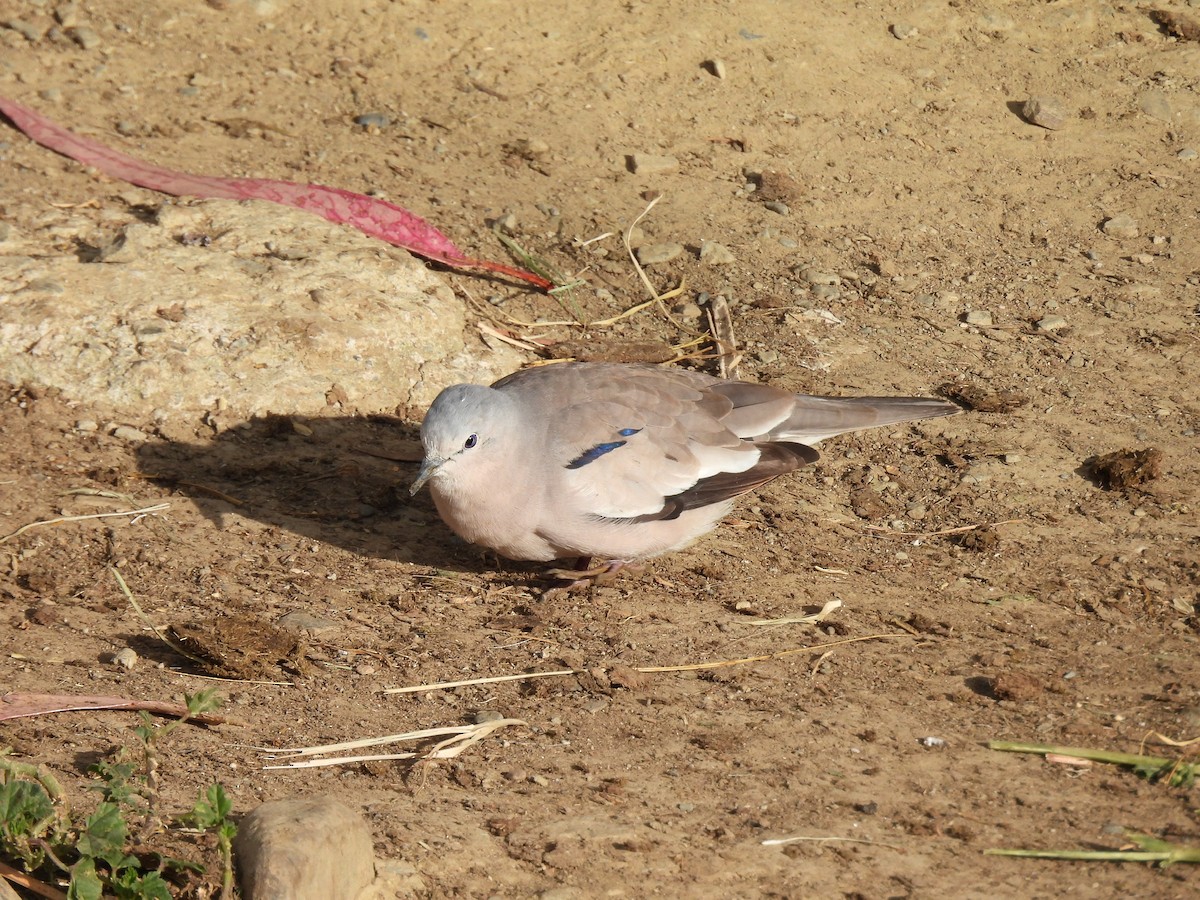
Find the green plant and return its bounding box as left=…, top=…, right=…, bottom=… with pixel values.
left=0, top=690, right=236, bottom=899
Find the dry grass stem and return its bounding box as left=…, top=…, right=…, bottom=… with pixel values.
left=384, top=633, right=911, bottom=695
left=259, top=718, right=526, bottom=770
left=707, top=293, right=741, bottom=379
left=863, top=518, right=1023, bottom=538
left=746, top=598, right=842, bottom=627
left=762, top=835, right=902, bottom=850
left=0, top=502, right=170, bottom=544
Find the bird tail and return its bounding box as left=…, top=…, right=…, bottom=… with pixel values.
left=774, top=396, right=960, bottom=445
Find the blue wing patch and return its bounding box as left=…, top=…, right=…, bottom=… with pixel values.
left=565, top=428, right=641, bottom=469
left=566, top=440, right=627, bottom=469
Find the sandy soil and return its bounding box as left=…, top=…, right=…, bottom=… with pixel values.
left=2, top=1, right=1198, bottom=897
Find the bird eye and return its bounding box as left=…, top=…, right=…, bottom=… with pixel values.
left=463, top=433, right=478, bottom=450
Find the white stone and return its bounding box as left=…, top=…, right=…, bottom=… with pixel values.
left=0, top=200, right=520, bottom=418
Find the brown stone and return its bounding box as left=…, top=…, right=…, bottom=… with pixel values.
left=234, top=796, right=376, bottom=900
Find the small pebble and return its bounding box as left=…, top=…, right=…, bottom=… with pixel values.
left=1177, top=148, right=1198, bottom=160
left=905, top=503, right=927, bottom=520
left=1002, top=453, right=1022, bottom=464
left=112, top=648, right=138, bottom=671
left=4, top=19, right=45, bottom=42
left=671, top=300, right=703, bottom=323
left=919, top=736, right=947, bottom=748
left=111, top=425, right=149, bottom=442
left=493, top=212, right=518, bottom=233
left=1022, top=96, right=1068, bottom=130
left=799, top=269, right=839, bottom=286
left=703, top=58, right=726, bottom=79
left=629, top=153, right=678, bottom=175
left=75, top=419, right=98, bottom=432
left=474, top=709, right=506, bottom=724
left=891, top=22, right=919, bottom=40
left=698, top=240, right=735, bottom=265
left=964, top=310, right=993, bottom=327
left=528, top=773, right=550, bottom=787
left=811, top=284, right=840, bottom=302
left=636, top=242, right=684, bottom=265
left=1101, top=214, right=1138, bottom=239
left=353, top=113, right=390, bottom=128
left=55, top=4, right=80, bottom=27
left=68, top=25, right=101, bottom=49
left=762, top=200, right=789, bottom=216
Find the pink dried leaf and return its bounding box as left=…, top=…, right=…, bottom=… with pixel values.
left=0, top=95, right=552, bottom=289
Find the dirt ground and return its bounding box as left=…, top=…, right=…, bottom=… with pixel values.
left=2, top=0, right=1199, bottom=897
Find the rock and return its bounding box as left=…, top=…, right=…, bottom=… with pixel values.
left=636, top=242, right=684, bottom=265
left=628, top=154, right=678, bottom=175
left=111, top=425, right=150, bottom=442
left=1138, top=92, right=1174, bottom=123
left=761, top=200, right=789, bottom=216
left=74, top=419, right=98, bottom=432
left=1102, top=214, right=1139, bottom=239
left=1022, top=96, right=1068, bottom=130
left=111, top=648, right=138, bottom=670
left=492, top=212, right=518, bottom=233
left=3, top=18, right=44, bottom=41
left=67, top=25, right=101, bottom=49
left=671, top=300, right=703, bottom=323
left=353, top=113, right=391, bottom=128
left=703, top=58, right=726, bottom=79
left=0, top=199, right=520, bottom=418
left=234, top=796, right=375, bottom=900
left=1178, top=148, right=1198, bottom=161
left=698, top=240, right=735, bottom=265
left=891, top=22, right=918, bottom=40
left=964, top=310, right=993, bottom=327
left=799, top=268, right=839, bottom=286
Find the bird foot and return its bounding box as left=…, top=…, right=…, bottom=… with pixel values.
left=541, top=558, right=638, bottom=596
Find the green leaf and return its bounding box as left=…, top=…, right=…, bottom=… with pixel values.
left=0, top=780, right=55, bottom=839
left=111, top=868, right=174, bottom=900
left=184, top=688, right=223, bottom=717
left=67, top=857, right=104, bottom=900
left=77, top=802, right=132, bottom=869
left=189, top=784, right=233, bottom=829
left=89, top=756, right=141, bottom=806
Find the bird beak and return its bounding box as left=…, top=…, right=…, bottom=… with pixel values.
left=409, top=455, right=443, bottom=496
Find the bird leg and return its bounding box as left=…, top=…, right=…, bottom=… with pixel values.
left=541, top=557, right=638, bottom=596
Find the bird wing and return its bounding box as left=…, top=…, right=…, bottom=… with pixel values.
left=498, top=364, right=816, bottom=521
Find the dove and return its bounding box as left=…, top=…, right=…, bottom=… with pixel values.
left=410, top=362, right=959, bottom=587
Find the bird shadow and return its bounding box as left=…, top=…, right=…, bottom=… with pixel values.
left=134, top=412, right=480, bottom=573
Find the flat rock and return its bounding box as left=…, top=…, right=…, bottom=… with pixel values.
left=234, top=796, right=375, bottom=900
left=1101, top=214, right=1139, bottom=239
left=0, top=199, right=520, bottom=418
left=636, top=242, right=684, bottom=265
left=1022, top=96, right=1068, bottom=130
left=698, top=240, right=735, bottom=265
